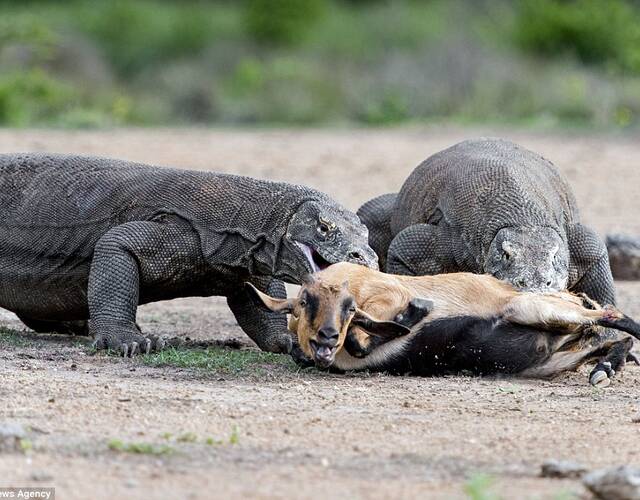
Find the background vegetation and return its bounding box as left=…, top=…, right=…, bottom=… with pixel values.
left=2, top=0, right=640, bottom=128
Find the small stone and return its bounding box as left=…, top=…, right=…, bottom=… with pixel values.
left=47, top=397, right=55, bottom=403
left=607, top=234, right=640, bottom=280
left=30, top=471, right=53, bottom=482
left=320, top=457, right=330, bottom=467
left=0, top=423, right=27, bottom=452
left=541, top=459, right=588, bottom=479
left=583, top=466, right=640, bottom=500
left=70, top=363, right=77, bottom=370
left=632, top=416, right=640, bottom=424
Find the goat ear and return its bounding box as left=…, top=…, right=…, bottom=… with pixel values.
left=351, top=309, right=411, bottom=339
left=301, top=273, right=316, bottom=286
left=244, top=283, right=295, bottom=314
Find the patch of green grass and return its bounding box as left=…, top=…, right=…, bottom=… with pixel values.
left=107, top=439, right=173, bottom=455
left=0, top=327, right=30, bottom=347
left=176, top=432, right=198, bottom=443
left=229, top=426, right=240, bottom=445
left=464, top=473, right=499, bottom=500
left=552, top=491, right=577, bottom=500
left=158, top=428, right=239, bottom=446
left=19, top=439, right=33, bottom=453
left=141, top=346, right=295, bottom=375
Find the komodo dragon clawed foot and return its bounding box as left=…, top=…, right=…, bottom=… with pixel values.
left=290, top=342, right=314, bottom=368
left=91, top=320, right=165, bottom=357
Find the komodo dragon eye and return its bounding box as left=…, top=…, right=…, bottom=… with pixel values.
left=317, top=220, right=332, bottom=236
left=502, top=251, right=510, bottom=261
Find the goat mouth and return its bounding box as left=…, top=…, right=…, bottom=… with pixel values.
left=309, top=339, right=337, bottom=368
left=295, top=242, right=333, bottom=273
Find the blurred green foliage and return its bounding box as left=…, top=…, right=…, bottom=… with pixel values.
left=76, top=1, right=239, bottom=76
left=1, top=0, right=640, bottom=127
left=245, top=0, right=326, bottom=45
left=515, top=0, right=640, bottom=73
left=0, top=69, right=72, bottom=126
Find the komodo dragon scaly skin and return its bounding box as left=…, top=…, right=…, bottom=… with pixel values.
left=358, top=138, right=615, bottom=306
left=0, top=154, right=378, bottom=356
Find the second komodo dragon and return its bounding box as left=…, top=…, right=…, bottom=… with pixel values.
left=358, top=138, right=615, bottom=306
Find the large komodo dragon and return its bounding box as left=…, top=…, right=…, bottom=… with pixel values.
left=0, top=154, right=378, bottom=356
left=358, top=138, right=615, bottom=307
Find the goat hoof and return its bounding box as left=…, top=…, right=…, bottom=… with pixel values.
left=590, top=370, right=611, bottom=387
left=590, top=361, right=615, bottom=387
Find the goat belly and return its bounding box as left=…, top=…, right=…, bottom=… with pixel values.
left=379, top=316, right=553, bottom=377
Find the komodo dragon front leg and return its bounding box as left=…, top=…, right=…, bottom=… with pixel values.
left=88, top=216, right=297, bottom=357
left=227, top=276, right=302, bottom=356
left=88, top=218, right=202, bottom=355
left=567, top=223, right=616, bottom=307
left=385, top=223, right=460, bottom=276
left=356, top=193, right=397, bottom=270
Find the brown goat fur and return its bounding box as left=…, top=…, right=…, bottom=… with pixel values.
left=247, top=262, right=638, bottom=382
left=309, top=263, right=616, bottom=354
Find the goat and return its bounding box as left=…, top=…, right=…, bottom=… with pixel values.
left=246, top=262, right=640, bottom=386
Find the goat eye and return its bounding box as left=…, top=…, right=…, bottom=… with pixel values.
left=349, top=305, right=356, bottom=313
left=299, top=299, right=307, bottom=307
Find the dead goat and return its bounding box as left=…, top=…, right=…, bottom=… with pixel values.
left=246, top=262, right=640, bottom=386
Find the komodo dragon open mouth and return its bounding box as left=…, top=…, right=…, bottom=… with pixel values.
left=296, top=242, right=333, bottom=273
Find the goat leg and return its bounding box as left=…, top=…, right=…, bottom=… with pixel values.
left=596, top=307, right=640, bottom=341
left=393, top=298, right=434, bottom=328
left=589, top=337, right=635, bottom=387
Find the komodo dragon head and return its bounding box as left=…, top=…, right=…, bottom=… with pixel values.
left=484, top=226, right=569, bottom=292
left=281, top=200, right=378, bottom=282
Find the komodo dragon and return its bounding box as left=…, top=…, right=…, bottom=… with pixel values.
left=0, top=154, right=377, bottom=356
left=357, top=138, right=615, bottom=306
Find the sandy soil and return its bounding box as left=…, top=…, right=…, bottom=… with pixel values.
left=0, top=127, right=639, bottom=499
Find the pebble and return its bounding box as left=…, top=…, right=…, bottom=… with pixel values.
left=0, top=422, right=26, bottom=452
left=30, top=471, right=53, bottom=482
left=541, top=459, right=587, bottom=479
left=606, top=234, right=640, bottom=280
left=583, top=466, right=640, bottom=500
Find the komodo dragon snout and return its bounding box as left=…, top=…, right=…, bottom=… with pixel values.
left=484, top=226, right=569, bottom=292
left=283, top=201, right=378, bottom=280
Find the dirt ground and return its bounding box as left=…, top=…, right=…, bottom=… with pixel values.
left=0, top=127, right=639, bottom=499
